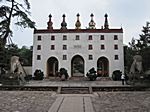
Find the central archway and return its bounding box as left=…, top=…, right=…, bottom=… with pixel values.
left=47, top=57, right=59, bottom=77
left=97, top=57, right=109, bottom=77
left=71, top=55, right=84, bottom=77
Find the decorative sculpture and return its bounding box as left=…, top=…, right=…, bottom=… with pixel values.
left=130, top=54, right=142, bottom=74
left=10, top=56, right=23, bottom=74
left=129, top=54, right=143, bottom=82
left=10, top=56, right=26, bottom=84
left=0, top=56, right=26, bottom=85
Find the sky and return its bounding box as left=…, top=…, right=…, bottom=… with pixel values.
left=10, top=0, right=150, bottom=47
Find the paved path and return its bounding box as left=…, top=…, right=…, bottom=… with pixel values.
left=48, top=95, right=94, bottom=112
left=26, top=80, right=126, bottom=87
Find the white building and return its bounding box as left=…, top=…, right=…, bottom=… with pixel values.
left=32, top=13, right=124, bottom=78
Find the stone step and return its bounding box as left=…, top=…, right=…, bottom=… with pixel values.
left=69, top=77, right=88, bottom=81
left=60, top=87, right=92, bottom=94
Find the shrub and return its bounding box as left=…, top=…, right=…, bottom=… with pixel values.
left=59, top=68, right=69, bottom=81
left=34, top=69, right=44, bottom=80
left=24, top=75, right=32, bottom=81
left=86, top=67, right=97, bottom=81
left=112, top=70, right=122, bottom=81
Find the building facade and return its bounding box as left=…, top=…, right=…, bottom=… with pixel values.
left=32, top=13, right=124, bottom=77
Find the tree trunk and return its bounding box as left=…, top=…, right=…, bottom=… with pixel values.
left=0, top=0, right=15, bottom=70
left=2, top=0, right=14, bottom=46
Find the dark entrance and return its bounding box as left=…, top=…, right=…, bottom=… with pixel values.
left=71, top=55, right=84, bottom=77
left=97, top=57, right=109, bottom=77
left=47, top=57, right=58, bottom=77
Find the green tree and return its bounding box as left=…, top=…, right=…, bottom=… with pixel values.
left=124, top=46, right=135, bottom=73
left=0, top=0, right=35, bottom=46
left=129, top=37, right=137, bottom=51
left=18, top=46, right=32, bottom=66
left=1, top=44, right=32, bottom=69
left=0, top=0, right=35, bottom=71
left=141, top=47, right=150, bottom=71
left=137, top=22, right=150, bottom=71
left=126, top=22, right=150, bottom=72
left=139, top=22, right=150, bottom=48
left=0, top=44, right=19, bottom=70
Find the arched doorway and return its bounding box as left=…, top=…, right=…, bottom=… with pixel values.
left=97, top=57, right=109, bottom=77
left=47, top=57, right=58, bottom=77
left=71, top=55, right=84, bottom=77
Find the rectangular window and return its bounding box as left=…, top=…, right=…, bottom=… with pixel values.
left=114, top=44, right=118, bottom=50
left=89, top=55, right=93, bottom=60
left=101, top=44, right=105, bottom=50
left=88, top=45, right=93, bottom=50
left=37, top=35, right=41, bottom=41
left=37, top=55, right=41, bottom=60
left=114, top=35, right=118, bottom=40
left=115, top=55, right=119, bottom=60
left=37, top=45, right=41, bottom=50
left=76, top=35, right=80, bottom=40
left=51, top=35, right=55, bottom=40
left=51, top=45, right=55, bottom=50
left=88, top=35, right=92, bottom=40
left=63, top=45, right=67, bottom=50
left=63, top=55, right=67, bottom=60
left=63, top=35, right=67, bottom=40
left=100, top=35, right=104, bottom=40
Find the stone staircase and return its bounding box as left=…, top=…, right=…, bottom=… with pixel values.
left=58, top=87, right=93, bottom=94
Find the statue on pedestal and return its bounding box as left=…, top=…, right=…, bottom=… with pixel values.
left=129, top=53, right=143, bottom=83
left=10, top=56, right=26, bottom=84
left=0, top=56, right=26, bottom=85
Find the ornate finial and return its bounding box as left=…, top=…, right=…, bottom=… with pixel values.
left=75, top=13, right=81, bottom=29
left=47, top=14, right=53, bottom=30
left=49, top=14, right=52, bottom=18
left=88, top=13, right=96, bottom=29
left=104, top=13, right=108, bottom=18
left=61, top=14, right=67, bottom=29
left=104, top=13, right=109, bottom=29
left=62, top=14, right=66, bottom=18
left=90, top=13, right=94, bottom=17
left=77, top=13, right=80, bottom=17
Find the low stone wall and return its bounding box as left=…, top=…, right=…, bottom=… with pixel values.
left=23, top=66, right=32, bottom=75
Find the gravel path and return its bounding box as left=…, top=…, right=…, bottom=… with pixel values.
left=0, top=91, right=56, bottom=112
left=92, top=92, right=150, bottom=112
